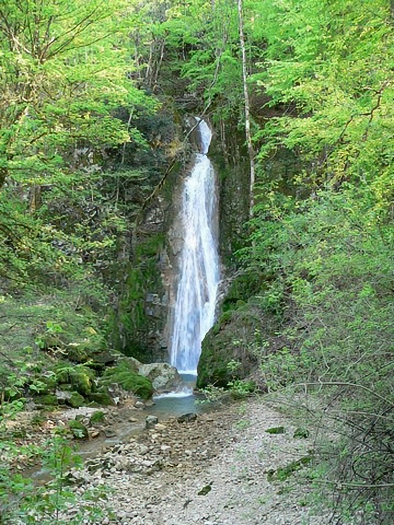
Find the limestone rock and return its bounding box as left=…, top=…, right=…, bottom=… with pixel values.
left=146, top=415, right=159, bottom=429
left=138, top=362, right=182, bottom=392
left=55, top=390, right=72, bottom=404
left=177, top=413, right=197, bottom=423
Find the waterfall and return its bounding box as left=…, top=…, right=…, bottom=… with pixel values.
left=169, top=119, right=220, bottom=375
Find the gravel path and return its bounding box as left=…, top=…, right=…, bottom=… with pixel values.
left=70, top=397, right=331, bottom=524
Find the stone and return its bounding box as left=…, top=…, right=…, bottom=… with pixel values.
left=146, top=415, right=159, bottom=429
left=91, top=352, right=118, bottom=366
left=138, top=363, right=182, bottom=392
left=88, top=392, right=115, bottom=406
left=55, top=390, right=71, bottom=404
left=177, top=413, right=197, bottom=423
left=103, top=428, right=117, bottom=438
left=138, top=445, right=149, bottom=455
left=69, top=392, right=85, bottom=408
left=154, top=423, right=166, bottom=431
left=100, top=361, right=153, bottom=399
left=35, top=394, right=58, bottom=406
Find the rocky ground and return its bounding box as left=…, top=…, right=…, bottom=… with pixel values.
left=64, top=397, right=332, bottom=525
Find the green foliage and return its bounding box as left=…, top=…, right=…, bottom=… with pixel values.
left=90, top=410, right=105, bottom=424
left=198, top=359, right=256, bottom=401
left=55, top=364, right=96, bottom=396
left=0, top=405, right=111, bottom=523
left=265, top=426, right=285, bottom=435
left=267, top=456, right=313, bottom=482
left=68, top=420, right=89, bottom=439
left=0, top=0, right=157, bottom=188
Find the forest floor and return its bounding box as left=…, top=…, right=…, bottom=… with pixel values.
left=64, top=396, right=332, bottom=525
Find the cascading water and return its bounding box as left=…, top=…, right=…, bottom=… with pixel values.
left=169, top=119, right=220, bottom=375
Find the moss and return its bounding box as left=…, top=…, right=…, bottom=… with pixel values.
left=100, top=361, right=153, bottom=399
left=88, top=392, right=114, bottom=406
left=222, top=271, right=265, bottom=313
left=55, top=365, right=96, bottom=396
left=69, top=391, right=85, bottom=408
left=197, top=307, right=261, bottom=389
left=35, top=394, right=58, bottom=406
left=109, top=230, right=167, bottom=363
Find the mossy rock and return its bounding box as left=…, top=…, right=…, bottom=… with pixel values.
left=68, top=392, right=85, bottom=408
left=68, top=419, right=89, bottom=439
left=222, top=271, right=264, bottom=312
left=197, top=307, right=260, bottom=389
left=100, top=361, right=153, bottom=400
left=35, top=394, right=58, bottom=406
left=66, top=346, right=89, bottom=363
left=55, top=365, right=96, bottom=396
left=88, top=392, right=114, bottom=406
left=88, top=351, right=120, bottom=370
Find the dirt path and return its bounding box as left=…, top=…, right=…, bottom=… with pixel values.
left=69, top=397, right=330, bottom=525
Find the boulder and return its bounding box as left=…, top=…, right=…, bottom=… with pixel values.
left=55, top=390, right=72, bottom=404
left=177, top=413, right=197, bottom=423
left=138, top=362, right=182, bottom=392
left=68, top=392, right=85, bottom=408
left=197, top=307, right=260, bottom=388
left=100, top=361, right=154, bottom=400
left=35, top=394, right=58, bottom=407
left=88, top=392, right=115, bottom=406
left=145, top=415, right=159, bottom=429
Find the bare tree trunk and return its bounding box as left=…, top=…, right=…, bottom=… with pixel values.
left=153, top=37, right=166, bottom=91
left=0, top=168, right=7, bottom=189
left=29, top=185, right=42, bottom=212
left=237, top=0, right=255, bottom=216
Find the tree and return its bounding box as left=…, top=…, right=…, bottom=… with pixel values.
left=0, top=0, right=155, bottom=190
left=237, top=0, right=255, bottom=214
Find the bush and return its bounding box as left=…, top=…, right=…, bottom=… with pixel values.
left=243, top=185, right=394, bottom=522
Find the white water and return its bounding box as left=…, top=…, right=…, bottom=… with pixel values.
left=169, top=119, right=220, bottom=374
left=153, top=387, right=193, bottom=400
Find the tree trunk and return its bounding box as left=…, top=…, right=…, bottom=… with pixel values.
left=237, top=0, right=255, bottom=216
left=0, top=167, right=7, bottom=190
